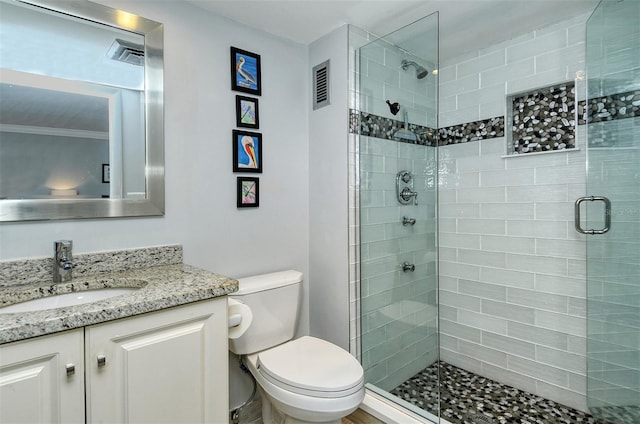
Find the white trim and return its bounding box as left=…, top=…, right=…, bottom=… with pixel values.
left=502, top=147, right=580, bottom=159
left=360, top=389, right=435, bottom=424
left=0, top=123, right=108, bottom=140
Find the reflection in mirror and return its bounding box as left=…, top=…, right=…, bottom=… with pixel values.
left=0, top=0, right=164, bottom=221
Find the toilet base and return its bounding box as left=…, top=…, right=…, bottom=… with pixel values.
left=259, top=387, right=344, bottom=424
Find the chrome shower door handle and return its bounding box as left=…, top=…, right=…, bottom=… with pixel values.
left=574, top=196, right=611, bottom=235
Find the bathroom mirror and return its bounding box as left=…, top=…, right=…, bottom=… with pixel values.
left=0, top=0, right=164, bottom=221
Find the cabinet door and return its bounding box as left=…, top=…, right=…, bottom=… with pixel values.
left=85, top=298, right=228, bottom=424
left=0, top=329, right=84, bottom=424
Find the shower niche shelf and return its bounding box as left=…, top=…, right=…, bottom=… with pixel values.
left=506, top=82, right=577, bottom=155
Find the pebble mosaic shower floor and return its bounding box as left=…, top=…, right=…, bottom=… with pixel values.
left=389, top=361, right=633, bottom=424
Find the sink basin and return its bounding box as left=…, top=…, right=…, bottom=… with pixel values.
left=0, top=287, right=140, bottom=313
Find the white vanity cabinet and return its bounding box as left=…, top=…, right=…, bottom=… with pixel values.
left=85, top=297, right=228, bottom=423
left=0, top=297, right=228, bottom=424
left=0, top=329, right=85, bottom=424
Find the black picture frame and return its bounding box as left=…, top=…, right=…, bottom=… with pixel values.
left=235, top=95, right=260, bottom=129
left=237, top=177, right=259, bottom=208
left=232, top=130, right=262, bottom=173
left=102, top=164, right=110, bottom=183
left=230, top=47, right=261, bottom=96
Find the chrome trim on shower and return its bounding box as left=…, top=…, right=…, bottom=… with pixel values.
left=396, top=171, right=418, bottom=205
left=402, top=216, right=416, bottom=226
left=400, top=59, right=428, bottom=79
left=402, top=262, right=415, bottom=272
left=574, top=196, right=611, bottom=235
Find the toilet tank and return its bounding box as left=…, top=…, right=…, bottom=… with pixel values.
left=228, top=270, right=302, bottom=355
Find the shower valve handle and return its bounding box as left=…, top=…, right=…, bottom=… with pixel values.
left=400, top=187, right=418, bottom=205
left=396, top=171, right=418, bottom=205
left=402, top=216, right=416, bottom=226
left=402, top=262, right=415, bottom=272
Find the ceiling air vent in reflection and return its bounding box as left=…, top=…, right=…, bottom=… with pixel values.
left=107, top=39, right=144, bottom=66
left=312, top=60, right=330, bottom=110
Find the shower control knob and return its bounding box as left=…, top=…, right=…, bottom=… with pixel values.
left=400, top=187, right=418, bottom=205
left=402, top=262, right=415, bottom=273
left=402, top=216, right=416, bottom=226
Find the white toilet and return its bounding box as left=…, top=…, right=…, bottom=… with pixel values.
left=229, top=270, right=365, bottom=424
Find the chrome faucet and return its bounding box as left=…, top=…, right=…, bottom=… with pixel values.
left=402, top=262, right=416, bottom=273
left=53, top=240, right=73, bottom=282
left=402, top=216, right=416, bottom=226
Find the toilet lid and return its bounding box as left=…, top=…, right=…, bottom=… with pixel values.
left=256, top=336, right=364, bottom=398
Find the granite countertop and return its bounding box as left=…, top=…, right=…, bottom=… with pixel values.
left=0, top=247, right=238, bottom=344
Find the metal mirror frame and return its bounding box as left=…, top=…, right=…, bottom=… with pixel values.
left=0, top=0, right=164, bottom=222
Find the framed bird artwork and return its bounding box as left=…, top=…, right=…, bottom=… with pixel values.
left=232, top=130, right=262, bottom=173
left=230, top=47, right=261, bottom=96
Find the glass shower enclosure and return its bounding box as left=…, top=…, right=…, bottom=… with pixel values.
left=357, top=12, right=440, bottom=422
left=355, top=1, right=639, bottom=422
left=584, top=0, right=640, bottom=422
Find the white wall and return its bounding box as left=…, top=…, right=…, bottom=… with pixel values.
left=308, top=25, right=350, bottom=350
left=0, top=0, right=309, bottom=410
left=437, top=14, right=590, bottom=412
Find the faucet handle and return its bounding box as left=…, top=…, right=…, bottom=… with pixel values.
left=55, top=240, right=73, bottom=255
left=55, top=240, right=73, bottom=248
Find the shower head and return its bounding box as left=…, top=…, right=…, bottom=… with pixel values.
left=401, top=59, right=429, bottom=79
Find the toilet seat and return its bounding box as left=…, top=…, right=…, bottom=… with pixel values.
left=255, top=336, right=364, bottom=399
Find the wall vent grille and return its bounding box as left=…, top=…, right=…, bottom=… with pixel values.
left=107, top=38, right=144, bottom=66
left=312, top=60, right=330, bottom=110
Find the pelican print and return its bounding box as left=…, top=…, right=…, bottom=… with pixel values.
left=236, top=56, right=257, bottom=85
left=240, top=136, right=257, bottom=168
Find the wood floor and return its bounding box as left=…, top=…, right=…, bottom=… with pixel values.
left=343, top=408, right=386, bottom=424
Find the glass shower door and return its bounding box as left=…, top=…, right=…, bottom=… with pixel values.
left=584, top=1, right=640, bottom=422
left=357, top=12, right=439, bottom=422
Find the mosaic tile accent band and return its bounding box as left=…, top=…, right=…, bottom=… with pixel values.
left=438, top=116, right=505, bottom=146
left=352, top=110, right=436, bottom=146
left=350, top=89, right=637, bottom=151
left=578, top=89, right=640, bottom=124
left=509, top=83, right=576, bottom=154
left=349, top=109, right=502, bottom=147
